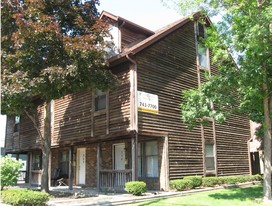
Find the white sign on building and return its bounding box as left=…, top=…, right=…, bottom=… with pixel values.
left=137, top=91, right=159, bottom=114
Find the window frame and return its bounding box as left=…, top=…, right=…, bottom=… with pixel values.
left=205, top=143, right=215, bottom=172
left=32, top=152, right=42, bottom=170
left=94, top=89, right=107, bottom=113
left=14, top=115, right=20, bottom=133
left=196, top=22, right=209, bottom=70
left=138, top=141, right=159, bottom=178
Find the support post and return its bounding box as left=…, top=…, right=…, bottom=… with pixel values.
left=69, top=147, right=74, bottom=190
left=96, top=143, right=101, bottom=192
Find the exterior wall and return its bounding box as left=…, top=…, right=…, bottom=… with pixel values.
left=121, top=27, right=148, bottom=50
left=136, top=21, right=203, bottom=179
left=5, top=102, right=44, bottom=153
left=135, top=21, right=250, bottom=179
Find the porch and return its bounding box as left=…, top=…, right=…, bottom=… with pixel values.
left=99, top=169, right=132, bottom=192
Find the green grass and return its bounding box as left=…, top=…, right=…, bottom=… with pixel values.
left=133, top=185, right=271, bottom=206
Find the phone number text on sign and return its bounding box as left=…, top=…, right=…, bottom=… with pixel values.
left=137, top=91, right=159, bottom=114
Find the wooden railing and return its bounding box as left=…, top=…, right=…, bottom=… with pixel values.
left=99, top=169, right=132, bottom=192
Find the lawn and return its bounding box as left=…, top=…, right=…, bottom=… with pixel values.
left=133, top=185, right=271, bottom=206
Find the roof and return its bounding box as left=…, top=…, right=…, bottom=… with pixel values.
left=100, top=11, right=154, bottom=36
left=106, top=11, right=210, bottom=66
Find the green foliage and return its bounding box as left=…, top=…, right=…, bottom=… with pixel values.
left=202, top=177, right=220, bottom=187
left=171, top=175, right=262, bottom=191
left=1, top=0, right=117, bottom=116
left=0, top=157, right=22, bottom=190
left=1, top=189, right=50, bottom=206
left=170, top=179, right=194, bottom=191
left=183, top=176, right=203, bottom=188
left=125, top=181, right=147, bottom=196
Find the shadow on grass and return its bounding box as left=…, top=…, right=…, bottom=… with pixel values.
left=208, top=185, right=263, bottom=201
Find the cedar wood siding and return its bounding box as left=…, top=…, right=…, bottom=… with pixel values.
left=136, top=21, right=203, bottom=179
left=5, top=103, right=44, bottom=153
left=51, top=65, right=130, bottom=146
left=135, top=20, right=250, bottom=179
left=5, top=66, right=130, bottom=150
left=121, top=27, right=148, bottom=50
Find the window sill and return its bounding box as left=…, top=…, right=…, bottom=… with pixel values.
left=94, top=109, right=106, bottom=117
left=199, top=66, right=209, bottom=71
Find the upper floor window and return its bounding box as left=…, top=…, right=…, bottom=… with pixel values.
left=196, top=22, right=209, bottom=69
left=95, top=90, right=106, bottom=111
left=104, top=23, right=119, bottom=58
left=14, top=115, right=20, bottom=132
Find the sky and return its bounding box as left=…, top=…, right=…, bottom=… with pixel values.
left=0, top=0, right=183, bottom=148
left=98, top=0, right=182, bottom=31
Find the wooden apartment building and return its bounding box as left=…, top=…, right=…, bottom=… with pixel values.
left=5, top=11, right=251, bottom=191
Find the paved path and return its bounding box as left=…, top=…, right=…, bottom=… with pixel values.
left=1, top=182, right=262, bottom=206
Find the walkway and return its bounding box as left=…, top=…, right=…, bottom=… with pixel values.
left=1, top=182, right=261, bottom=206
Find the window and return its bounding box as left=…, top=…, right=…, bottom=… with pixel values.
left=95, top=90, right=106, bottom=111
left=32, top=153, right=42, bottom=170
left=138, top=141, right=158, bottom=178
left=205, top=143, right=215, bottom=171
left=14, top=115, right=20, bottom=132
left=104, top=23, right=119, bottom=57
left=60, top=150, right=69, bottom=177
left=196, top=22, right=209, bottom=69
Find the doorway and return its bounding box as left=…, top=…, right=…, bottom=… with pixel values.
left=113, top=143, right=125, bottom=170
left=76, top=148, right=86, bottom=185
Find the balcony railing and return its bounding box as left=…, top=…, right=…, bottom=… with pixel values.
left=99, top=169, right=132, bottom=192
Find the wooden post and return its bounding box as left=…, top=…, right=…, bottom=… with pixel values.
left=69, top=147, right=74, bottom=190
left=131, top=135, right=136, bottom=181
left=212, top=120, right=218, bottom=176
left=96, top=143, right=101, bottom=192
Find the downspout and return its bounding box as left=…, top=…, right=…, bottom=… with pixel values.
left=126, top=54, right=138, bottom=181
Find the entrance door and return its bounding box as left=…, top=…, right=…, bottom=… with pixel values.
left=77, top=148, right=86, bottom=185
left=113, top=144, right=125, bottom=170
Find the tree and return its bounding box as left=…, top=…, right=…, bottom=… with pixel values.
left=1, top=0, right=117, bottom=192
left=0, top=157, right=22, bottom=190
left=169, top=0, right=272, bottom=201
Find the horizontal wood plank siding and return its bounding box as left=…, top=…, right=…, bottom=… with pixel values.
left=137, top=22, right=203, bottom=179
left=121, top=27, right=147, bottom=50
left=109, top=69, right=131, bottom=133
left=216, top=114, right=250, bottom=175
left=53, top=90, right=92, bottom=145
left=20, top=103, right=44, bottom=150
left=136, top=21, right=250, bottom=179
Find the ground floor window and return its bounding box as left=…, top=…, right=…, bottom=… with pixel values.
left=205, top=143, right=215, bottom=171
left=59, top=150, right=69, bottom=177
left=138, top=141, right=158, bottom=178
left=32, top=152, right=42, bottom=170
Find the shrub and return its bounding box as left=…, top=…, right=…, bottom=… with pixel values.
left=0, top=157, right=22, bottom=190
left=1, top=189, right=50, bottom=206
left=125, top=181, right=147, bottom=196
left=183, top=176, right=202, bottom=188
left=202, top=177, right=219, bottom=187
left=169, top=179, right=194, bottom=191
left=223, top=176, right=238, bottom=184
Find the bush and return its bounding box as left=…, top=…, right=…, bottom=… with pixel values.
left=184, top=176, right=202, bottom=188
left=202, top=177, right=219, bottom=187
left=223, top=176, right=238, bottom=184
left=170, top=179, right=194, bottom=191
left=125, top=181, right=147, bottom=196
left=1, top=189, right=50, bottom=206
left=0, top=157, right=22, bottom=190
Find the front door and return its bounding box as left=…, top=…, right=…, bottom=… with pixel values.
left=113, top=144, right=125, bottom=170
left=77, top=148, right=86, bottom=185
